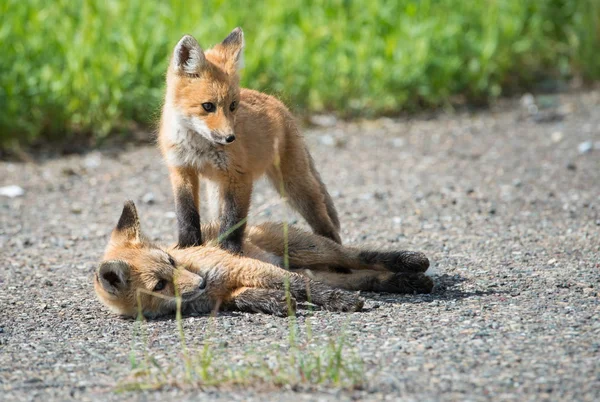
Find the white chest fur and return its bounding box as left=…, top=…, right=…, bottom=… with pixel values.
left=164, top=112, right=228, bottom=171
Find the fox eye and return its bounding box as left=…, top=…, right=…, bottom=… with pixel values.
left=202, top=102, right=216, bottom=113
left=229, top=101, right=237, bottom=112
left=154, top=280, right=167, bottom=292
left=168, top=255, right=176, bottom=266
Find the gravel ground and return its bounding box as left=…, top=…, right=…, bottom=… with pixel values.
left=1, top=91, right=599, bottom=401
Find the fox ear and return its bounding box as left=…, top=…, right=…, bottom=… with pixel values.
left=218, top=27, right=244, bottom=72
left=113, top=200, right=141, bottom=242
left=97, top=260, right=130, bottom=295
left=173, top=35, right=206, bottom=75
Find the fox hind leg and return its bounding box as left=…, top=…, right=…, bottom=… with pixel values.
left=297, top=269, right=434, bottom=294
left=375, top=272, right=434, bottom=294
left=268, top=163, right=341, bottom=244
left=284, top=176, right=341, bottom=244
left=307, top=153, right=340, bottom=230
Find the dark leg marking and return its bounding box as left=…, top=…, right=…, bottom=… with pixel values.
left=176, top=188, right=202, bottom=248
left=218, top=191, right=246, bottom=254
left=285, top=276, right=364, bottom=312
left=228, top=288, right=295, bottom=317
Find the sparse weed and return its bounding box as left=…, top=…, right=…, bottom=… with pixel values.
left=119, top=311, right=365, bottom=392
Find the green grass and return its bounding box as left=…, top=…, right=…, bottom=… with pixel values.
left=1, top=0, right=598, bottom=147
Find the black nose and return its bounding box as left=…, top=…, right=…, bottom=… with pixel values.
left=225, top=135, right=236, bottom=143
left=199, top=279, right=207, bottom=290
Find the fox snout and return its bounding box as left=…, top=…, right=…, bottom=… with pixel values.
left=180, top=115, right=236, bottom=145
left=210, top=130, right=236, bottom=145
left=176, top=271, right=207, bottom=301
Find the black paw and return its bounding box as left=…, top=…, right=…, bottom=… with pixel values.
left=377, top=273, right=434, bottom=294
left=393, top=251, right=430, bottom=273
left=359, top=250, right=430, bottom=273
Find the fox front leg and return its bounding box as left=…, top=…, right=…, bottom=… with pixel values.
left=225, top=287, right=296, bottom=317
left=218, top=179, right=252, bottom=254
left=170, top=167, right=202, bottom=248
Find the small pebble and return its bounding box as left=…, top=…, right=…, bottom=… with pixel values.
left=578, top=141, right=593, bottom=154
left=391, top=138, right=405, bottom=148
left=520, top=93, right=535, bottom=107
left=83, top=153, right=102, bottom=168
left=551, top=131, right=563, bottom=143
left=142, top=192, right=155, bottom=204
left=61, top=167, right=79, bottom=177
left=0, top=185, right=24, bottom=198
left=310, top=114, right=337, bottom=127
left=318, top=134, right=335, bottom=146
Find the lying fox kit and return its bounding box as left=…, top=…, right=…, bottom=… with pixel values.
left=94, top=202, right=433, bottom=317
left=158, top=28, right=340, bottom=254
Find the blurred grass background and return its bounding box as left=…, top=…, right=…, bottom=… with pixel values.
left=1, top=0, right=598, bottom=148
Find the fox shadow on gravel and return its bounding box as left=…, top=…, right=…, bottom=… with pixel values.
left=430, top=273, right=508, bottom=300
left=360, top=273, right=508, bottom=308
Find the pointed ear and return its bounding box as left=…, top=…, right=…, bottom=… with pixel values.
left=172, top=35, right=206, bottom=75
left=113, top=200, right=141, bottom=242
left=97, top=260, right=130, bottom=295
left=217, top=27, right=244, bottom=72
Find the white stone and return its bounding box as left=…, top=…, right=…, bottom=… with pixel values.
left=550, top=131, right=563, bottom=143
left=310, top=114, right=337, bottom=127
left=83, top=153, right=102, bottom=168
left=578, top=141, right=593, bottom=154
left=391, top=137, right=405, bottom=148
left=0, top=185, right=24, bottom=198
left=142, top=192, right=155, bottom=204
left=318, top=134, right=335, bottom=146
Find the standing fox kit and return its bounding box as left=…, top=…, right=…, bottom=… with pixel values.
left=159, top=28, right=340, bottom=253
left=95, top=202, right=432, bottom=317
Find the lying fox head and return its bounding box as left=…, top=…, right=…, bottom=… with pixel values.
left=165, top=28, right=244, bottom=145
left=94, top=201, right=207, bottom=317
